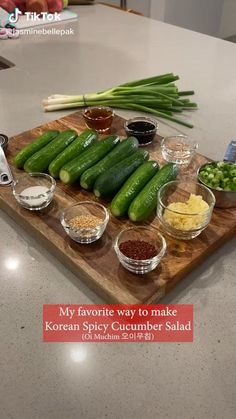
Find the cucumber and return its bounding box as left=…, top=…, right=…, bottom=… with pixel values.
left=94, top=149, right=149, bottom=198
left=24, top=130, right=77, bottom=173
left=128, top=163, right=177, bottom=222
left=49, top=129, right=97, bottom=178
left=14, top=130, right=59, bottom=169
left=111, top=161, right=159, bottom=217
left=80, top=137, right=139, bottom=190
left=60, top=135, right=120, bottom=184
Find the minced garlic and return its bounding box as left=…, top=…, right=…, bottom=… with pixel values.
left=163, top=194, right=209, bottom=231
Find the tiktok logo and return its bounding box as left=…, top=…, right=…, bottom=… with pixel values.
left=9, top=7, right=22, bottom=23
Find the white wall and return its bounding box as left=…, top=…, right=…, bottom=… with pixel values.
left=220, top=0, right=236, bottom=38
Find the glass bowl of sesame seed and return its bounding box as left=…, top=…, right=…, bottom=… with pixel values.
left=61, top=201, right=109, bottom=244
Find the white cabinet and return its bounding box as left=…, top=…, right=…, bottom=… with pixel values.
left=220, top=0, right=236, bottom=38
left=150, top=0, right=227, bottom=38
left=127, top=0, right=150, bottom=16
left=100, top=0, right=236, bottom=38
left=99, top=0, right=151, bottom=16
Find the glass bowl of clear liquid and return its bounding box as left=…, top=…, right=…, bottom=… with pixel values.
left=161, top=135, right=198, bottom=165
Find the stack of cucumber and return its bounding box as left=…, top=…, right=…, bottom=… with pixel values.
left=14, top=128, right=177, bottom=221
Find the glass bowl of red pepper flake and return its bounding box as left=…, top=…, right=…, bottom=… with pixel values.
left=114, top=226, right=166, bottom=274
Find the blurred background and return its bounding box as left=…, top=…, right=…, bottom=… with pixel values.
left=97, top=0, right=236, bottom=41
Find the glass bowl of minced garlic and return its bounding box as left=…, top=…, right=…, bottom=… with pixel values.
left=61, top=201, right=109, bottom=244
left=157, top=180, right=215, bottom=240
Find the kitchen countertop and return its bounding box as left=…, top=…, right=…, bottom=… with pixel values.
left=0, top=5, right=236, bottom=419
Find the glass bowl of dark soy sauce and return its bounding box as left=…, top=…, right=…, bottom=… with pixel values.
left=124, top=117, right=158, bottom=146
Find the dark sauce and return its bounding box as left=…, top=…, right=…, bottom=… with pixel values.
left=127, top=121, right=156, bottom=145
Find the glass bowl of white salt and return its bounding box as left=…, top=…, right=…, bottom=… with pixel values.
left=13, top=172, right=56, bottom=210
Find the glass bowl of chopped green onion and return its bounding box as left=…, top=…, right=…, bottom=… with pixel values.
left=61, top=201, right=109, bottom=244
left=114, top=226, right=166, bottom=274
left=198, top=161, right=236, bottom=208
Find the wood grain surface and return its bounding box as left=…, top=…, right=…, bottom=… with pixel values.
left=1, top=112, right=236, bottom=304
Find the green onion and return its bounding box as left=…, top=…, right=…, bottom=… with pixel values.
left=199, top=162, right=236, bottom=191
left=42, top=73, right=197, bottom=128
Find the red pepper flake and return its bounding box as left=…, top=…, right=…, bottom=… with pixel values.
left=119, top=240, right=157, bottom=260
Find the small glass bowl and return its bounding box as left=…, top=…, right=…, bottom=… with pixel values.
left=61, top=201, right=109, bottom=244
left=82, top=106, right=114, bottom=133
left=157, top=180, right=215, bottom=240
left=12, top=172, right=56, bottom=210
left=114, top=226, right=166, bottom=274
left=161, top=135, right=198, bottom=165
left=124, top=117, right=158, bottom=146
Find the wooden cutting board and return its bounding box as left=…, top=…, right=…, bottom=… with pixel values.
left=1, top=112, right=236, bottom=304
